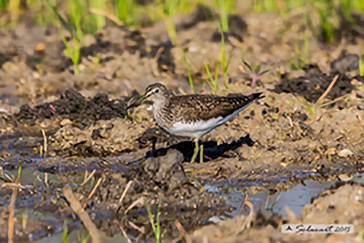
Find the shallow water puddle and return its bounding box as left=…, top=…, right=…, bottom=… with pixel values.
left=205, top=173, right=364, bottom=222
left=226, top=180, right=334, bottom=218
left=5, top=168, right=61, bottom=185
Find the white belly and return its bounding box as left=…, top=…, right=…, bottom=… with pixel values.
left=165, top=117, right=224, bottom=138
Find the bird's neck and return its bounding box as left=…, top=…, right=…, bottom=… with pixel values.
left=152, top=95, right=169, bottom=114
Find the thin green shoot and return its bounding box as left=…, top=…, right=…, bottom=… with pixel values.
left=60, top=29, right=81, bottom=75
left=145, top=195, right=163, bottom=243
left=270, top=192, right=283, bottom=210
left=17, top=165, right=22, bottom=180
left=0, top=0, right=7, bottom=9
left=219, top=0, right=228, bottom=32
left=252, top=0, right=262, bottom=12
left=318, top=6, right=335, bottom=45
left=115, top=0, right=134, bottom=26
left=163, top=0, right=179, bottom=44
left=264, top=194, right=270, bottom=212
left=156, top=195, right=162, bottom=241
left=263, top=0, right=278, bottom=12
left=81, top=231, right=91, bottom=243
left=205, top=64, right=217, bottom=93
left=49, top=2, right=83, bottom=75
left=8, top=0, right=21, bottom=27
left=183, top=51, right=194, bottom=92
left=62, top=221, right=68, bottom=243
left=294, top=96, right=315, bottom=116
left=18, top=208, right=28, bottom=233
left=89, top=0, right=105, bottom=31
left=264, top=191, right=282, bottom=212
left=219, top=25, right=229, bottom=88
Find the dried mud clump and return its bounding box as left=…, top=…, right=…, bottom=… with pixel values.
left=137, top=127, right=182, bottom=149
left=273, top=65, right=354, bottom=103
left=128, top=149, right=225, bottom=207
left=301, top=182, right=364, bottom=226
left=132, top=149, right=189, bottom=191
left=330, top=52, right=364, bottom=73
left=50, top=119, right=144, bottom=156
left=15, top=89, right=130, bottom=130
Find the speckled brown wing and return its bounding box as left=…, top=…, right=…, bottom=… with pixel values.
left=168, top=92, right=263, bottom=123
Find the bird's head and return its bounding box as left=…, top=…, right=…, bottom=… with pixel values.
left=127, top=83, right=169, bottom=109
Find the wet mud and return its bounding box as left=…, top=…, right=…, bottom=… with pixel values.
left=1, top=3, right=364, bottom=242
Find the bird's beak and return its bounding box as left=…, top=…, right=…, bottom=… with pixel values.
left=127, top=91, right=152, bottom=110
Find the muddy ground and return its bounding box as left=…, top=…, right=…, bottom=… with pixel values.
left=1, top=4, right=364, bottom=242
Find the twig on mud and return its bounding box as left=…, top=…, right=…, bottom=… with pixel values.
left=127, top=220, right=145, bottom=234
left=284, top=205, right=297, bottom=222
left=62, top=184, right=101, bottom=243
left=41, top=129, right=48, bottom=158
left=315, top=74, right=339, bottom=105
left=2, top=183, right=29, bottom=189
left=89, top=8, right=124, bottom=26
left=318, top=94, right=347, bottom=108
left=8, top=166, right=22, bottom=243
left=154, top=47, right=165, bottom=63
left=125, top=197, right=144, bottom=214
left=83, top=178, right=103, bottom=209
left=44, top=172, right=49, bottom=189
left=0, top=167, right=4, bottom=179
left=115, top=180, right=133, bottom=214
left=117, top=221, right=132, bottom=243
left=8, top=186, right=18, bottom=243
left=174, top=219, right=192, bottom=243
left=1, top=167, right=13, bottom=183
left=80, top=169, right=96, bottom=186
left=239, top=200, right=254, bottom=232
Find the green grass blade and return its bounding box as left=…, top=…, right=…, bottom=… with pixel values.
left=219, top=0, right=228, bottom=32
left=62, top=221, right=68, bottom=243
left=183, top=51, right=194, bottom=92
left=145, top=198, right=157, bottom=237
left=219, top=25, right=228, bottom=87
left=49, top=5, right=73, bottom=35
left=156, top=195, right=163, bottom=242
left=205, top=64, right=217, bottom=93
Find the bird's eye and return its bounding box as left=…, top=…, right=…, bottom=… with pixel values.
left=155, top=89, right=159, bottom=93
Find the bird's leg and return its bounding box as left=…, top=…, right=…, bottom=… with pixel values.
left=190, top=139, right=199, bottom=163
left=199, top=143, right=204, bottom=163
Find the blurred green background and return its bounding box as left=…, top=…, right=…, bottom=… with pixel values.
left=1, top=0, right=364, bottom=45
